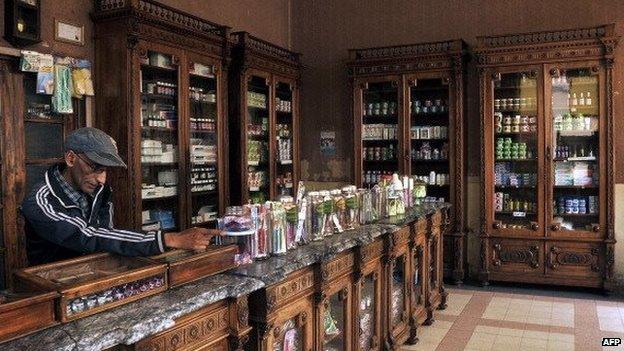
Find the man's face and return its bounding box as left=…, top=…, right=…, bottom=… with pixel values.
left=64, top=151, right=107, bottom=195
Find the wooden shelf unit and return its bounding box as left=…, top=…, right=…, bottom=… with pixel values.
left=347, top=40, right=467, bottom=285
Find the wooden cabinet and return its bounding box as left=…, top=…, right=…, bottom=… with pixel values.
left=383, top=226, right=411, bottom=350
left=228, top=32, right=301, bottom=204
left=348, top=40, right=467, bottom=285
left=248, top=268, right=315, bottom=351
left=0, top=53, right=85, bottom=288
left=406, top=218, right=427, bottom=344
left=92, top=0, right=229, bottom=232
left=425, top=211, right=447, bottom=322
left=354, top=239, right=384, bottom=351
left=476, top=24, right=619, bottom=290
left=316, top=251, right=355, bottom=351
left=109, top=296, right=251, bottom=351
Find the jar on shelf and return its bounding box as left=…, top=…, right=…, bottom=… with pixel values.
left=281, top=196, right=298, bottom=251
left=308, top=191, right=324, bottom=241
left=331, top=189, right=346, bottom=233
left=320, top=190, right=335, bottom=237
left=358, top=188, right=373, bottom=225
left=342, top=186, right=358, bottom=230
left=269, top=202, right=287, bottom=255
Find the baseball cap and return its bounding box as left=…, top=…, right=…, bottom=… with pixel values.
left=64, top=127, right=127, bottom=168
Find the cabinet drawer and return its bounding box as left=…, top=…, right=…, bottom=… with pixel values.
left=490, top=239, right=543, bottom=274
left=546, top=242, right=602, bottom=279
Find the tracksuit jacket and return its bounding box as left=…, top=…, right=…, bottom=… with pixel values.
left=21, top=166, right=165, bottom=265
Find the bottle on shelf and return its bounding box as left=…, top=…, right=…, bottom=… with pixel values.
left=586, top=92, right=592, bottom=106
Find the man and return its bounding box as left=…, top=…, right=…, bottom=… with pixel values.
left=22, top=127, right=217, bottom=266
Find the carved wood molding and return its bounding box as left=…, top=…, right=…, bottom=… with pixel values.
left=478, top=26, right=607, bottom=48
left=94, top=0, right=227, bottom=38
left=547, top=246, right=600, bottom=272
left=475, top=25, right=619, bottom=66
left=233, top=31, right=300, bottom=64
left=350, top=40, right=463, bottom=60
left=134, top=22, right=223, bottom=56
left=236, top=297, right=249, bottom=327
left=136, top=306, right=229, bottom=351
left=321, top=253, right=355, bottom=281
left=360, top=240, right=384, bottom=263
left=605, top=245, right=615, bottom=280
left=492, top=243, right=540, bottom=269
left=267, top=271, right=314, bottom=312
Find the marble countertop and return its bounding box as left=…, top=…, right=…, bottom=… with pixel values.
left=229, top=203, right=449, bottom=286
left=2, top=203, right=449, bottom=351
left=2, top=274, right=264, bottom=351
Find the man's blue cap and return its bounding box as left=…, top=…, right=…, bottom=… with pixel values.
left=64, top=127, right=127, bottom=168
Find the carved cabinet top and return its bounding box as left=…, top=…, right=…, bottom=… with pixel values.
left=475, top=24, right=619, bottom=66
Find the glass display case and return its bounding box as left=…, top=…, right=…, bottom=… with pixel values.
left=477, top=24, right=617, bottom=289
left=549, top=68, right=601, bottom=233
left=408, top=77, right=451, bottom=204
left=390, top=255, right=406, bottom=327
left=246, top=74, right=270, bottom=204
left=229, top=32, right=300, bottom=205
left=358, top=274, right=376, bottom=351
left=188, top=61, right=220, bottom=226
left=272, top=318, right=302, bottom=351
left=491, top=71, right=541, bottom=233
left=274, top=80, right=295, bottom=198
left=349, top=40, right=467, bottom=285
left=139, top=50, right=181, bottom=232
left=359, top=80, right=401, bottom=187
left=93, top=6, right=229, bottom=232
left=322, top=291, right=347, bottom=351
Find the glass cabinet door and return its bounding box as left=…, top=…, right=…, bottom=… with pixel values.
left=322, top=289, right=349, bottom=351
left=246, top=75, right=271, bottom=204
left=491, top=71, right=541, bottom=232
left=408, top=77, right=450, bottom=203
left=274, top=80, right=295, bottom=198
left=139, top=50, right=180, bottom=232
left=549, top=67, right=601, bottom=233
left=188, top=61, right=219, bottom=226
left=390, top=255, right=406, bottom=328
left=358, top=273, right=377, bottom=351
left=272, top=318, right=303, bottom=351
left=360, top=80, right=400, bottom=187
left=412, top=246, right=424, bottom=309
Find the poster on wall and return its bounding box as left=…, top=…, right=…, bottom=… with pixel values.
left=320, top=131, right=336, bottom=157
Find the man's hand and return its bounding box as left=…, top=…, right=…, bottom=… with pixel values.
left=163, top=227, right=221, bottom=251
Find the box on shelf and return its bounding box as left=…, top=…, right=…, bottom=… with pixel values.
left=13, top=253, right=168, bottom=323
left=0, top=290, right=59, bottom=343
left=148, top=245, right=238, bottom=287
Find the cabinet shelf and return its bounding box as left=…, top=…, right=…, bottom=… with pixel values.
left=191, top=190, right=218, bottom=196
left=142, top=93, right=176, bottom=100
left=411, top=112, right=449, bottom=118
left=142, top=194, right=178, bottom=201
left=554, top=185, right=598, bottom=189
left=495, top=185, right=535, bottom=189
left=141, top=63, right=176, bottom=73
left=495, top=159, right=536, bottom=162
left=142, top=126, right=176, bottom=133
left=496, top=132, right=536, bottom=136
left=411, top=159, right=448, bottom=163
left=495, top=211, right=537, bottom=216
left=553, top=157, right=596, bottom=162
left=554, top=213, right=598, bottom=217
left=365, top=159, right=399, bottom=163
left=190, top=129, right=216, bottom=134
left=494, top=109, right=538, bottom=115
left=557, top=130, right=597, bottom=137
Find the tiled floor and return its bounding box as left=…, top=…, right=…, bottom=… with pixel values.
left=401, top=285, right=624, bottom=351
